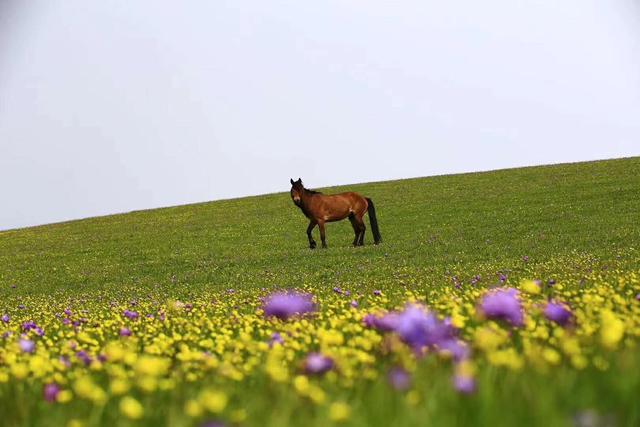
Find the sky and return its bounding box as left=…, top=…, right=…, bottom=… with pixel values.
left=1, top=1, right=639, bottom=231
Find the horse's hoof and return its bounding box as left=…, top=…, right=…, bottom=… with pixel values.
left=309, top=242, right=317, bottom=249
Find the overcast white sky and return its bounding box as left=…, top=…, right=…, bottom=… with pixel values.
left=1, top=1, right=639, bottom=231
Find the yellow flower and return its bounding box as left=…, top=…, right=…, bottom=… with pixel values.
left=110, top=378, right=131, bottom=395
left=184, top=399, right=203, bottom=417
left=10, top=363, right=29, bottom=380
left=293, top=375, right=310, bottom=396
left=329, top=402, right=351, bottom=423
left=199, top=389, right=228, bottom=414
left=120, top=396, right=144, bottom=420
left=57, top=390, right=73, bottom=403
left=474, top=326, right=507, bottom=351
left=74, top=376, right=106, bottom=403
left=520, top=279, right=541, bottom=295
left=600, top=310, right=624, bottom=349
left=134, top=356, right=170, bottom=377
left=309, top=386, right=326, bottom=405
left=542, top=348, right=561, bottom=365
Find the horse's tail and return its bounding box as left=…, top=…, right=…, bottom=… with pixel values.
left=365, top=198, right=382, bottom=244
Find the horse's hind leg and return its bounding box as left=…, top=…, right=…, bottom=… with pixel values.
left=348, top=214, right=359, bottom=246
left=355, top=215, right=366, bottom=246
left=307, top=220, right=317, bottom=249
left=318, top=220, right=328, bottom=248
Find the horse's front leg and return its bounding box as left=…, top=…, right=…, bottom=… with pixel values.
left=318, top=220, right=327, bottom=248
left=306, top=220, right=317, bottom=249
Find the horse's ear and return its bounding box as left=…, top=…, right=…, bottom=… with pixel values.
left=297, top=178, right=302, bottom=183
left=290, top=178, right=294, bottom=185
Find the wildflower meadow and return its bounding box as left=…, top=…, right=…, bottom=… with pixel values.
left=0, top=157, right=639, bottom=426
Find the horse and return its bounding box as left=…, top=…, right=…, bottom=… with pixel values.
left=289, top=178, right=382, bottom=249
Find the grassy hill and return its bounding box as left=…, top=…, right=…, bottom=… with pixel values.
left=0, top=157, right=639, bottom=427
left=1, top=157, right=638, bottom=295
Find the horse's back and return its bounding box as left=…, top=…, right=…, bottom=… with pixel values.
left=311, top=192, right=367, bottom=221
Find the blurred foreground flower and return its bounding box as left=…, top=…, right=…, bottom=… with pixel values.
left=43, top=383, right=61, bottom=403
left=263, top=291, right=315, bottom=320
left=120, top=396, right=144, bottom=419
left=329, top=402, right=351, bottom=423
left=480, top=288, right=523, bottom=326
left=544, top=301, right=572, bottom=326
left=19, top=338, right=35, bottom=353
left=304, top=353, right=334, bottom=375
left=387, top=367, right=411, bottom=391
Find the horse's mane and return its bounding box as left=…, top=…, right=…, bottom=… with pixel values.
left=304, top=188, right=323, bottom=195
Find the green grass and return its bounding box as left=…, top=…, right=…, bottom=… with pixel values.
left=0, top=157, right=639, bottom=427
left=2, top=157, right=638, bottom=295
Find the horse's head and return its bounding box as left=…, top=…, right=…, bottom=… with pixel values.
left=290, top=178, right=303, bottom=206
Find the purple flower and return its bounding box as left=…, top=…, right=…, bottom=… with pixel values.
left=333, top=287, right=342, bottom=294
left=362, top=314, right=376, bottom=328
left=453, top=375, right=475, bottom=394
left=547, top=279, right=556, bottom=286
left=76, top=351, right=92, bottom=366
left=498, top=273, right=507, bottom=283
left=363, top=313, right=400, bottom=332
left=268, top=332, right=284, bottom=347
left=480, top=288, right=524, bottom=327
left=19, top=338, right=35, bottom=353
left=43, top=383, right=61, bottom=403
left=544, top=301, right=572, bottom=326
left=22, top=321, right=37, bottom=332
left=366, top=306, right=469, bottom=360
left=395, top=304, right=456, bottom=351
left=64, top=309, right=72, bottom=316
left=303, top=353, right=334, bottom=375
left=262, top=291, right=315, bottom=320
left=522, top=255, right=529, bottom=262
left=373, top=290, right=382, bottom=296
left=350, top=300, right=359, bottom=308
left=635, top=293, right=640, bottom=302
left=437, top=338, right=471, bottom=361
left=470, top=275, right=481, bottom=285
left=387, top=367, right=411, bottom=391
left=59, top=356, right=71, bottom=368
left=123, top=310, right=139, bottom=320
left=452, top=276, right=461, bottom=288
left=119, top=327, right=132, bottom=337
left=1, top=314, right=9, bottom=323
left=18, top=304, right=25, bottom=310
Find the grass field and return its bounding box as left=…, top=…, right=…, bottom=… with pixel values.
left=1, top=157, right=639, bottom=426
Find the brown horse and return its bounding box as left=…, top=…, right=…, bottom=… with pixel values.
left=290, top=178, right=381, bottom=249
